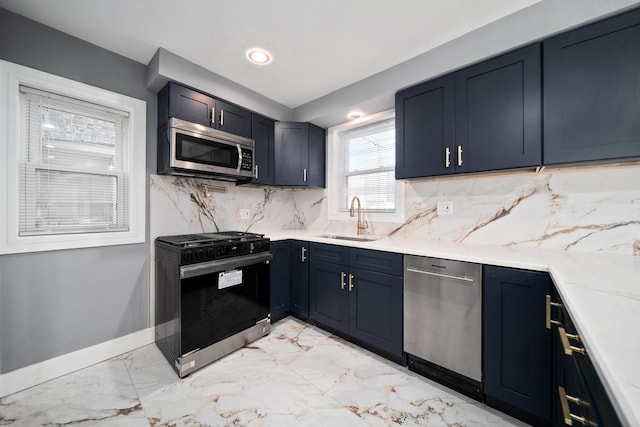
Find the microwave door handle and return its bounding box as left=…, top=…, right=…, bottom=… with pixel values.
left=236, top=144, right=242, bottom=172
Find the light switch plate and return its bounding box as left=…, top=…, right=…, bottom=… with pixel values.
left=240, top=209, right=251, bottom=219
left=437, top=201, right=453, bottom=216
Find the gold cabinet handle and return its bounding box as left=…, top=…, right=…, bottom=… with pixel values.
left=558, top=327, right=586, bottom=356
left=457, top=145, right=463, bottom=166
left=220, top=109, right=225, bottom=126
left=303, top=168, right=307, bottom=182
left=445, top=147, right=451, bottom=168
left=558, top=386, right=589, bottom=425
left=211, top=107, right=215, bottom=125
left=341, top=272, right=346, bottom=290
left=301, top=246, right=307, bottom=263
left=348, top=274, right=354, bottom=292
left=254, top=164, right=259, bottom=179
left=546, top=294, right=563, bottom=329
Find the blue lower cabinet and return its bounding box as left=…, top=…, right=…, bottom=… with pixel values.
left=290, top=241, right=310, bottom=319
left=309, top=259, right=349, bottom=332
left=483, top=265, right=552, bottom=426
left=348, top=268, right=403, bottom=358
left=309, top=243, right=404, bottom=362
left=269, top=240, right=290, bottom=323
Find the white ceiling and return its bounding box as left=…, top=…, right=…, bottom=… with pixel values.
left=0, top=0, right=542, bottom=109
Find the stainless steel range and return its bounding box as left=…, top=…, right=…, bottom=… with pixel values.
left=154, top=231, right=271, bottom=377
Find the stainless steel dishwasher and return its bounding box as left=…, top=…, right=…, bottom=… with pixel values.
left=404, top=255, right=482, bottom=400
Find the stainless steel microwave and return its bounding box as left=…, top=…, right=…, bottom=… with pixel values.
left=158, top=117, right=255, bottom=181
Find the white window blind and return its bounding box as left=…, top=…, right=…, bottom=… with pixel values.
left=339, top=118, right=396, bottom=212
left=19, top=85, right=130, bottom=236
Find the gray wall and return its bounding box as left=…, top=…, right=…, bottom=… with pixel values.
left=0, top=8, right=155, bottom=373
left=293, top=0, right=640, bottom=128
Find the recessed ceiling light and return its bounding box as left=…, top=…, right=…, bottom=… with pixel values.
left=246, top=48, right=272, bottom=65
left=347, top=111, right=364, bottom=120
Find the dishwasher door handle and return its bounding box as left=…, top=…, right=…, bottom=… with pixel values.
left=406, top=267, right=475, bottom=283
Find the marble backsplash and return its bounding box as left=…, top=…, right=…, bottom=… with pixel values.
left=150, top=163, right=640, bottom=256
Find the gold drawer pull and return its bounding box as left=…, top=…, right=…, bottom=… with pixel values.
left=445, top=147, right=451, bottom=168
left=559, top=386, right=590, bottom=425
left=457, top=145, right=463, bottom=166
left=301, top=246, right=307, bottom=262
left=348, top=274, right=354, bottom=292
left=341, top=272, right=346, bottom=290
left=546, top=294, right=563, bottom=329
left=558, top=327, right=586, bottom=356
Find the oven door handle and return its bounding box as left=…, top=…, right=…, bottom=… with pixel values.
left=180, top=251, right=272, bottom=279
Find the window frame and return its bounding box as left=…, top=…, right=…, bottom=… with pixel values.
left=327, top=109, right=404, bottom=223
left=0, top=60, right=146, bottom=254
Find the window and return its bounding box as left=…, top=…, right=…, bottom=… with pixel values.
left=328, top=109, right=404, bottom=222
left=0, top=60, right=146, bottom=254
left=19, top=86, right=130, bottom=235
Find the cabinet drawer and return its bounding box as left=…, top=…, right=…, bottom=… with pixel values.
left=553, top=296, right=622, bottom=427
left=349, top=248, right=402, bottom=277
left=309, top=242, right=349, bottom=265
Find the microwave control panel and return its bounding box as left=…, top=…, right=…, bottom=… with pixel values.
left=241, top=150, right=253, bottom=171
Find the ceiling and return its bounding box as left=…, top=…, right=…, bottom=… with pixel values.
left=0, top=0, right=542, bottom=109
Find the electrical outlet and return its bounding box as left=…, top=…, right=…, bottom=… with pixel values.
left=240, top=209, right=251, bottom=220
left=437, top=201, right=453, bottom=216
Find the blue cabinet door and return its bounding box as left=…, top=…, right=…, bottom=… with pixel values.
left=269, top=240, right=290, bottom=322
left=544, top=8, right=640, bottom=165
left=306, top=123, right=326, bottom=188
left=251, top=114, right=275, bottom=185
left=275, top=122, right=308, bottom=185
left=454, top=44, right=541, bottom=173
left=274, top=122, right=326, bottom=187
left=216, top=99, right=252, bottom=138
left=309, top=259, right=349, bottom=333
left=348, top=268, right=403, bottom=360
left=395, top=74, right=454, bottom=178
left=290, top=241, right=310, bottom=319
left=483, top=265, right=551, bottom=425
left=159, top=82, right=215, bottom=128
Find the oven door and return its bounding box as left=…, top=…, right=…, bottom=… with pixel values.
left=179, top=252, right=271, bottom=357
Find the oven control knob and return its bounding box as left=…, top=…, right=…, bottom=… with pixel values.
left=183, top=250, right=193, bottom=263
left=194, top=249, right=204, bottom=262
left=205, top=247, right=215, bottom=260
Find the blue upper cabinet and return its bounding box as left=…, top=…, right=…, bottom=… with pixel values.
left=216, top=99, right=252, bottom=138
left=158, top=82, right=215, bottom=128
left=395, top=74, right=454, bottom=178
left=455, top=44, right=541, bottom=173
left=274, top=121, right=326, bottom=187
left=251, top=114, right=275, bottom=185
left=395, top=44, right=541, bottom=178
left=158, top=82, right=252, bottom=138
left=544, top=8, right=640, bottom=165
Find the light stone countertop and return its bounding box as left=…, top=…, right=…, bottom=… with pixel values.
left=263, top=230, right=640, bottom=427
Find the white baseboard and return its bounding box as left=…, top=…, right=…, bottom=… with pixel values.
left=0, top=327, right=155, bottom=398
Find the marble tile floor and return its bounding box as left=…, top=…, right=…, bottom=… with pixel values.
left=0, top=318, right=529, bottom=426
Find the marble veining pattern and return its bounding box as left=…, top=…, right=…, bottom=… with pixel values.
left=151, top=163, right=640, bottom=256
left=0, top=318, right=525, bottom=427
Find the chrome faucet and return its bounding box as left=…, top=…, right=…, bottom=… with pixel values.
left=349, top=196, right=369, bottom=235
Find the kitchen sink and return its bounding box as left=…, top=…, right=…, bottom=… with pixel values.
left=316, top=234, right=380, bottom=242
